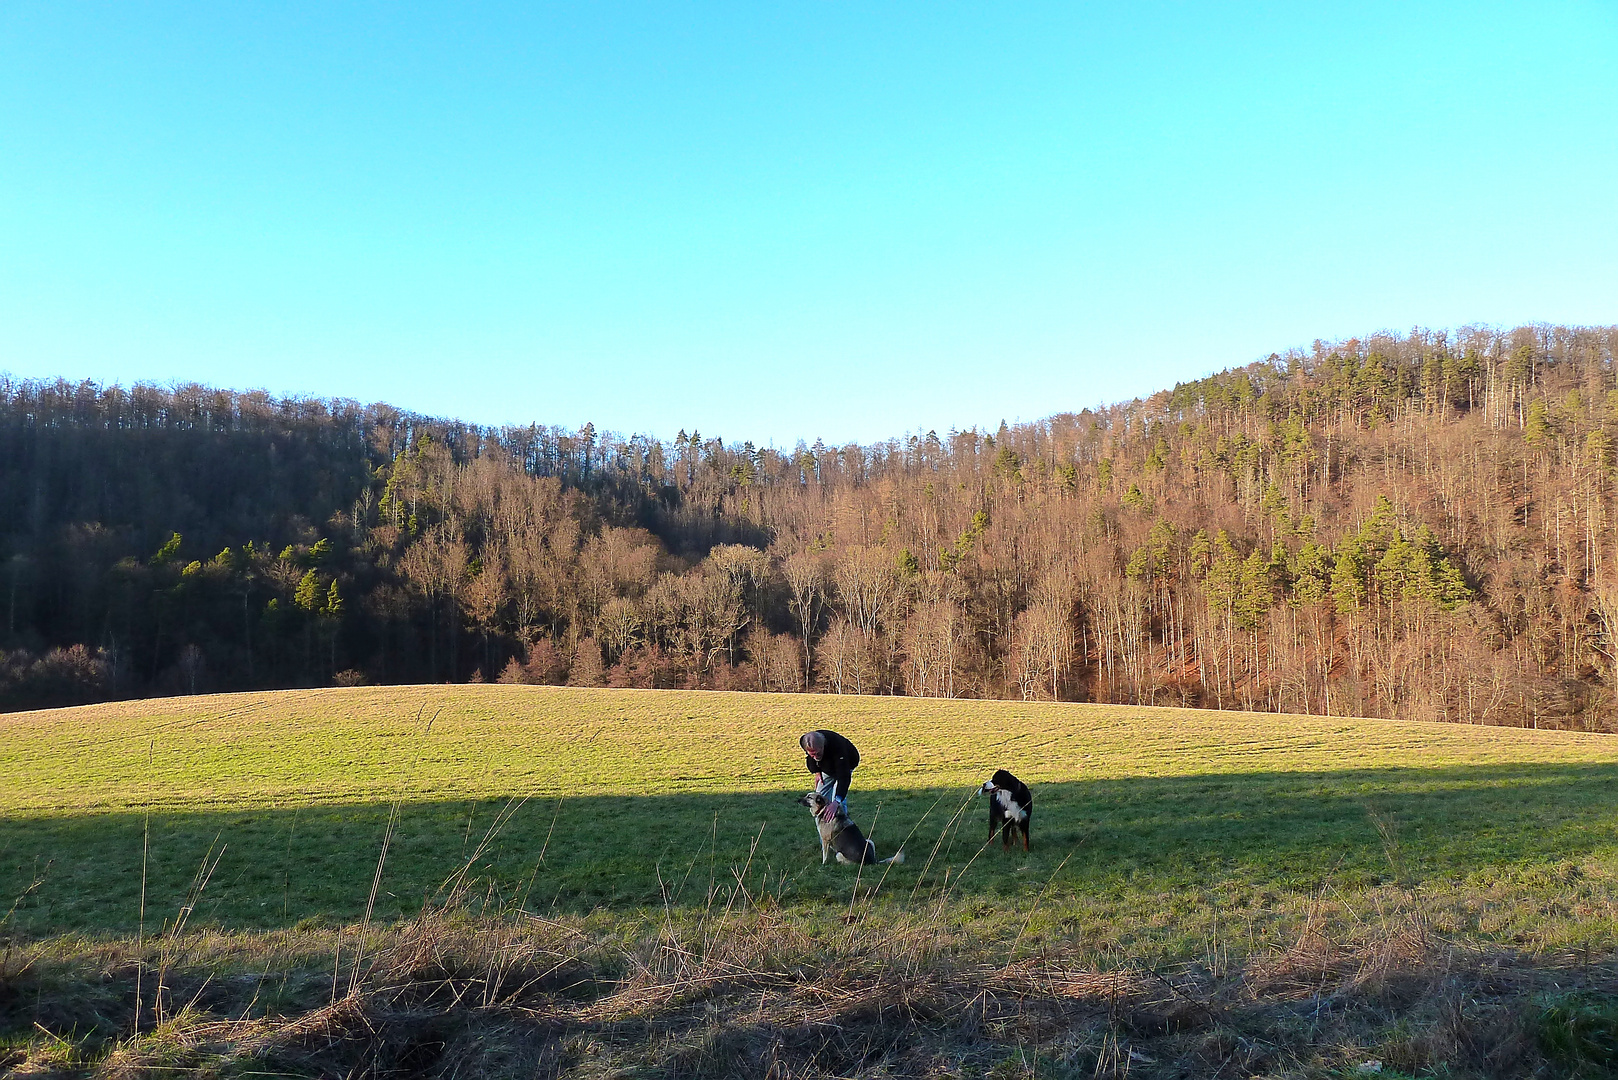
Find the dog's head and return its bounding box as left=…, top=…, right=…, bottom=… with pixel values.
left=799, top=790, right=847, bottom=823
left=979, top=769, right=1021, bottom=795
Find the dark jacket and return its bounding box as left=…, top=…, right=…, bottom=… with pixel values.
left=805, top=729, right=859, bottom=799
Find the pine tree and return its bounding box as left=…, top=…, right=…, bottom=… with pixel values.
left=294, top=570, right=322, bottom=612
left=1331, top=544, right=1367, bottom=613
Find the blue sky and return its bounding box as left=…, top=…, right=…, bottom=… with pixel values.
left=2, top=3, right=1615, bottom=445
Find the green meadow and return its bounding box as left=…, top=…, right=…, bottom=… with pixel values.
left=5, top=685, right=1618, bottom=959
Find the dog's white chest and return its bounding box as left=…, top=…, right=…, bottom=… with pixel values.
left=996, top=790, right=1026, bottom=822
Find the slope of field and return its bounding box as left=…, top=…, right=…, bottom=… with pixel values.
left=4, top=685, right=1618, bottom=953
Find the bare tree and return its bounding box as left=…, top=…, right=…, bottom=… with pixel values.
left=399, top=523, right=468, bottom=680
left=781, top=551, right=826, bottom=688
left=833, top=545, right=897, bottom=636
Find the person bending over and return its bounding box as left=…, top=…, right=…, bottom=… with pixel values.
left=801, top=729, right=859, bottom=822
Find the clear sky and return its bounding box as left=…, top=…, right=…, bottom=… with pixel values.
left=2, top=3, right=1615, bottom=446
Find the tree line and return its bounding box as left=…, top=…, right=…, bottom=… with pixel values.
left=4, top=322, right=1617, bottom=729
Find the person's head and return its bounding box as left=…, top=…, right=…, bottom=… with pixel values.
left=800, top=731, right=825, bottom=759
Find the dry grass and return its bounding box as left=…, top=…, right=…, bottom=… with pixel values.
left=5, top=883, right=1612, bottom=1079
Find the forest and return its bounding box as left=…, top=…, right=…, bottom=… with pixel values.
left=3, top=322, right=1616, bottom=729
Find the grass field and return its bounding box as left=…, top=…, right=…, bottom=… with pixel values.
left=5, top=685, right=1618, bottom=949
left=6, top=686, right=1618, bottom=1077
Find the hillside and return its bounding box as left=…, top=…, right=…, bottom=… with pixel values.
left=4, top=322, right=1618, bottom=729
left=5, top=685, right=1618, bottom=940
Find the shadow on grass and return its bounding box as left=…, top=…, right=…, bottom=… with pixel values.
left=3, top=762, right=1617, bottom=937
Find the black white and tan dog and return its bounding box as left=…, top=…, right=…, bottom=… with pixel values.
left=979, top=769, right=1033, bottom=851
left=798, top=790, right=905, bottom=866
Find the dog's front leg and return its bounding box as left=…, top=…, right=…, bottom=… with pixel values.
left=820, top=833, right=829, bottom=864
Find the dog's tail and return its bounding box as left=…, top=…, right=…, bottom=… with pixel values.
left=879, top=849, right=905, bottom=865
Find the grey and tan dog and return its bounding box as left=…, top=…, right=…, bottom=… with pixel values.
left=798, top=790, right=905, bottom=866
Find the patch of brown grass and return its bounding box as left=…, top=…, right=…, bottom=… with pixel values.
left=7, top=888, right=1614, bottom=1079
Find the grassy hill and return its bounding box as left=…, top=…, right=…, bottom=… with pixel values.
left=6, top=685, right=1618, bottom=952
left=9, top=686, right=1618, bottom=1076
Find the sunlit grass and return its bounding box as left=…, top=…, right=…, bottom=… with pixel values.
left=3, top=685, right=1618, bottom=961
left=7, top=684, right=1614, bottom=812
